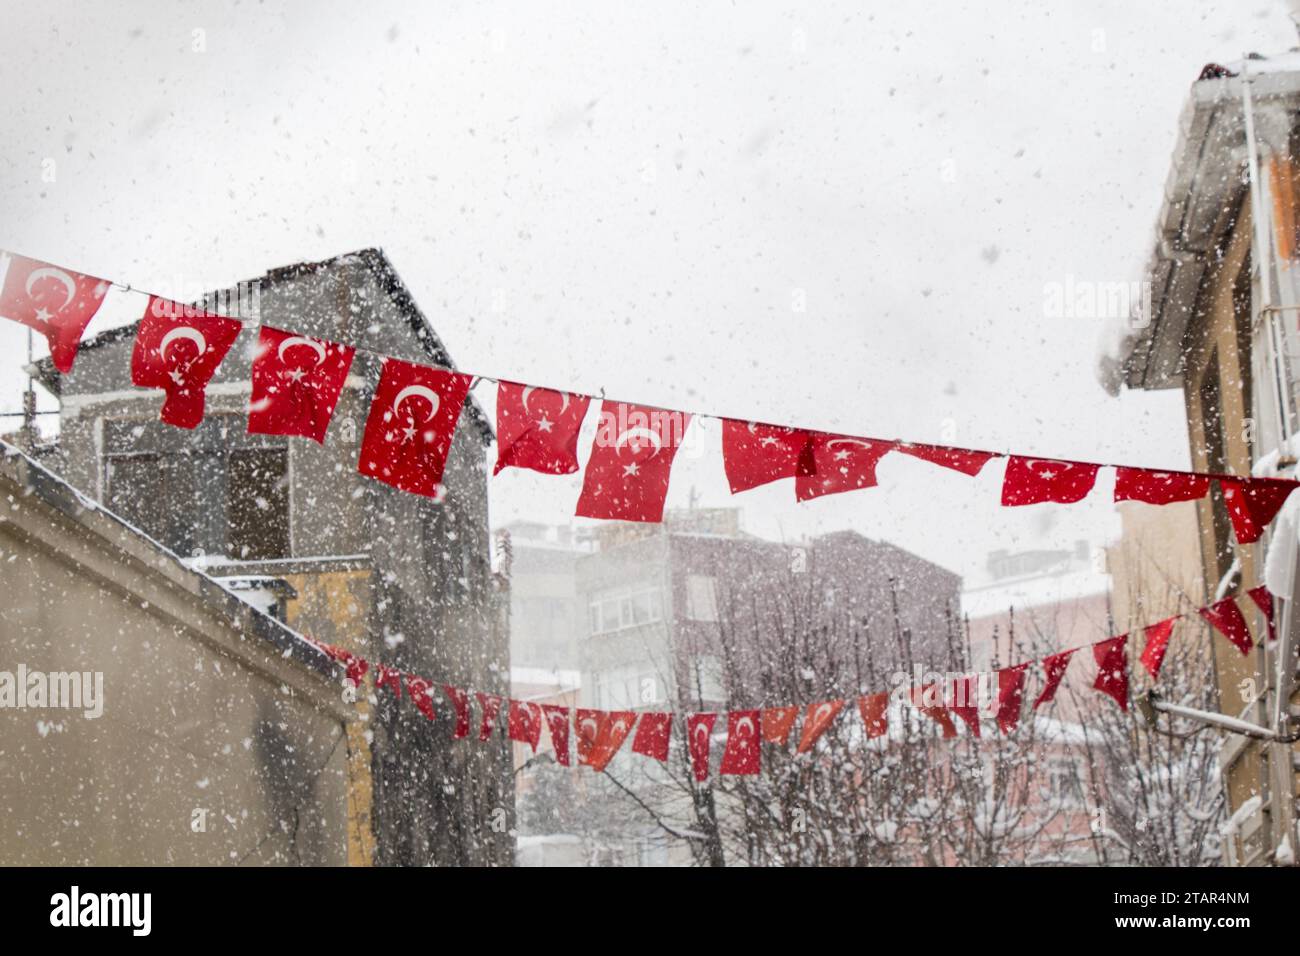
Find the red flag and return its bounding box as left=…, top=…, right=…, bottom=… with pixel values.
left=896, top=442, right=996, bottom=477
left=946, top=676, right=983, bottom=737
left=719, top=709, right=762, bottom=776
left=407, top=675, right=437, bottom=720
left=796, top=699, right=844, bottom=753
left=1247, top=585, right=1276, bottom=642
left=374, top=664, right=403, bottom=699
left=1139, top=617, right=1177, bottom=678
left=721, top=419, right=810, bottom=494
left=443, top=685, right=471, bottom=739
left=1220, top=477, right=1298, bottom=544
left=1114, top=467, right=1210, bottom=505
left=631, top=712, right=673, bottom=762
left=857, top=693, right=889, bottom=739
left=1198, top=596, right=1253, bottom=656
left=358, top=358, right=472, bottom=498
left=1032, top=648, right=1078, bottom=709
left=687, top=713, right=717, bottom=782
left=477, top=693, right=504, bottom=740
left=795, top=432, right=895, bottom=501
left=575, top=709, right=636, bottom=771
left=541, top=704, right=571, bottom=766
left=1001, top=456, right=1100, bottom=506
left=493, top=381, right=591, bottom=476
left=575, top=402, right=692, bottom=522
left=0, top=252, right=110, bottom=373
left=247, top=325, right=355, bottom=443
left=910, top=686, right=957, bottom=738
left=995, top=664, right=1029, bottom=734
left=1092, top=635, right=1129, bottom=711
left=507, top=700, right=543, bottom=751
left=761, top=706, right=800, bottom=745
left=344, top=654, right=369, bottom=688
left=131, top=296, right=242, bottom=428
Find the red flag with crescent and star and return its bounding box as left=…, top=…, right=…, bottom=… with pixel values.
left=1113, top=467, right=1210, bottom=505
left=575, top=709, right=636, bottom=772
left=1001, top=456, right=1100, bottom=506
left=1219, top=477, right=1298, bottom=544
left=442, top=685, right=471, bottom=739
left=541, top=704, right=571, bottom=766
left=719, top=709, right=762, bottom=776
left=507, top=700, right=543, bottom=751
left=358, top=357, right=472, bottom=499
left=493, top=380, right=591, bottom=476
left=1139, top=617, right=1177, bottom=678
left=0, top=252, right=110, bottom=373
left=630, top=712, right=673, bottom=762
left=575, top=401, right=692, bottom=523
left=795, top=432, right=895, bottom=501
left=1092, top=635, right=1129, bottom=711
left=995, top=664, right=1029, bottom=734
left=1198, top=596, right=1254, bottom=656
left=761, top=705, right=800, bottom=745
left=687, top=713, right=717, bottom=782
left=721, top=419, right=811, bottom=494
left=131, top=296, right=242, bottom=429
left=248, top=325, right=355, bottom=443
left=796, top=699, right=845, bottom=753
left=1032, top=649, right=1078, bottom=709
left=857, top=693, right=889, bottom=739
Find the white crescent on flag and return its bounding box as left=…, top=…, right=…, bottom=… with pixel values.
left=393, top=384, right=440, bottom=422
left=159, top=326, right=207, bottom=362
left=24, top=267, right=77, bottom=311
left=277, top=335, right=327, bottom=366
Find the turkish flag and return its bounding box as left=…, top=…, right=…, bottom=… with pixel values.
left=857, top=693, right=889, bottom=739
left=1220, top=477, right=1298, bottom=544
left=896, top=442, right=997, bottom=477
left=248, top=325, right=355, bottom=443
left=795, top=432, right=895, bottom=501
left=1032, top=649, right=1078, bottom=709
left=631, top=712, right=673, bottom=762
left=477, top=693, right=504, bottom=740
left=575, top=402, right=692, bottom=522
left=541, top=704, right=571, bottom=766
left=761, top=706, right=800, bottom=745
left=0, top=252, right=110, bottom=373
left=1247, top=585, right=1276, bottom=642
left=719, top=710, right=762, bottom=776
left=358, top=358, right=473, bottom=499
left=686, top=713, right=717, bottom=782
left=909, top=686, right=957, bottom=738
left=131, top=296, right=242, bottom=428
left=995, top=664, right=1029, bottom=734
left=406, top=675, right=437, bottom=720
left=493, top=380, right=591, bottom=476
left=1092, top=635, right=1129, bottom=711
left=796, top=699, right=844, bottom=753
left=374, top=664, right=403, bottom=699
left=442, top=685, right=471, bottom=739
left=1139, top=617, right=1177, bottom=678
left=575, top=709, right=636, bottom=771
left=1001, top=456, right=1100, bottom=506
left=507, top=700, right=543, bottom=751
left=946, top=676, right=982, bottom=737
left=1199, top=596, right=1253, bottom=656
left=721, top=419, right=810, bottom=494
left=1114, top=467, right=1210, bottom=505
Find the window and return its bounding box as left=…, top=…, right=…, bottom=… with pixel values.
left=227, top=448, right=290, bottom=560
left=588, top=586, right=663, bottom=635
left=685, top=575, right=717, bottom=622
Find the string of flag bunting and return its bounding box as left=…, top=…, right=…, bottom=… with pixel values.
left=2, top=249, right=1298, bottom=537
left=303, top=585, right=1274, bottom=780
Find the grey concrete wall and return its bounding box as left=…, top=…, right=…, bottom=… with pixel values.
left=0, top=448, right=351, bottom=865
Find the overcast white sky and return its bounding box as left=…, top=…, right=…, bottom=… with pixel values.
left=2, top=1, right=1295, bottom=589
